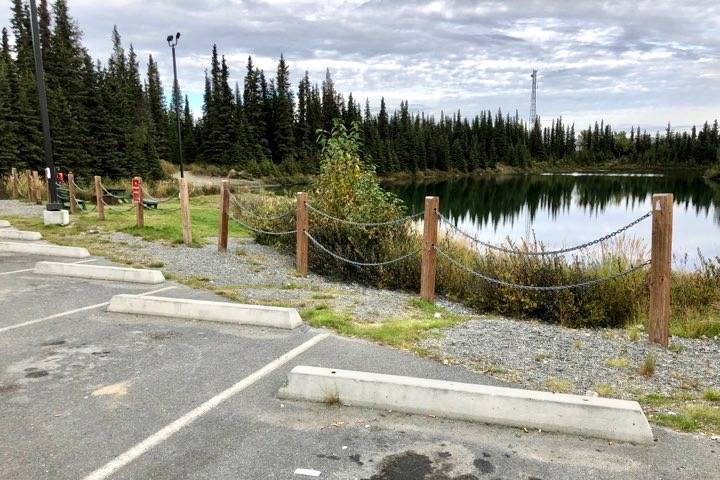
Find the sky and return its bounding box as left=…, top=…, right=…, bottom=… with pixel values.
left=2, top=0, right=719, bottom=131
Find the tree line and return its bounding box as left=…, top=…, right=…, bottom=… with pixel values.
left=1, top=0, right=719, bottom=180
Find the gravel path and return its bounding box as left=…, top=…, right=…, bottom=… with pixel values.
left=0, top=200, right=45, bottom=217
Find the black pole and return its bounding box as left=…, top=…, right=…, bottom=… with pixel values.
left=28, top=0, right=60, bottom=210
left=169, top=37, right=184, bottom=178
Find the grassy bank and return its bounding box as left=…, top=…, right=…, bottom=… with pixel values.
left=4, top=195, right=248, bottom=255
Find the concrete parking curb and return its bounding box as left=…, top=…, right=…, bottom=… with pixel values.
left=0, top=242, right=90, bottom=258
left=0, top=220, right=10, bottom=228
left=34, top=262, right=165, bottom=284
left=107, top=295, right=303, bottom=329
left=0, top=230, right=42, bottom=241
left=278, top=366, right=655, bottom=444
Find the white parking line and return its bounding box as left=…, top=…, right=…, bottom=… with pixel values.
left=0, top=285, right=176, bottom=334
left=81, top=333, right=330, bottom=480
left=0, top=258, right=97, bottom=276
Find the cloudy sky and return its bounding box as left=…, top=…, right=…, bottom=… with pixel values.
left=3, top=0, right=719, bottom=131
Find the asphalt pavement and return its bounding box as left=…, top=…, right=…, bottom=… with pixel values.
left=0, top=249, right=718, bottom=480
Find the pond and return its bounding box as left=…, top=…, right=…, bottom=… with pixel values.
left=386, top=172, right=720, bottom=268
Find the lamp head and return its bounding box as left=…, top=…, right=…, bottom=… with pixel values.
left=176, top=32, right=181, bottom=41
left=166, top=34, right=174, bottom=46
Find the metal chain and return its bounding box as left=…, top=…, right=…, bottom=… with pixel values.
left=140, top=185, right=174, bottom=203
left=435, top=246, right=650, bottom=291
left=306, top=203, right=424, bottom=227
left=70, top=179, right=90, bottom=193
left=305, top=230, right=421, bottom=267
left=230, top=194, right=295, bottom=221
left=101, top=184, right=128, bottom=200
left=438, top=211, right=652, bottom=257
left=229, top=214, right=296, bottom=236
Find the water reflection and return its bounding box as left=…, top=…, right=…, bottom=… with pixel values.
left=386, top=173, right=720, bottom=264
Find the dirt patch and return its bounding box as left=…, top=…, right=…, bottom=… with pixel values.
left=91, top=381, right=130, bottom=397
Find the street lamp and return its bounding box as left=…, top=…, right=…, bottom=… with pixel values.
left=167, top=32, right=184, bottom=178
left=28, top=0, right=61, bottom=211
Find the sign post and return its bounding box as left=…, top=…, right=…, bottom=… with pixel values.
left=133, top=177, right=144, bottom=227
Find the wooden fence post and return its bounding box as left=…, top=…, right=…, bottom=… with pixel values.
left=10, top=168, right=18, bottom=199
left=32, top=171, right=42, bottom=204
left=420, top=196, right=439, bottom=302
left=25, top=170, right=33, bottom=201
left=68, top=173, right=77, bottom=214
left=218, top=180, right=230, bottom=252
left=179, top=177, right=192, bottom=245
left=94, top=176, right=105, bottom=221
left=649, top=194, right=673, bottom=347
left=134, top=177, right=144, bottom=227
left=296, top=192, right=308, bottom=276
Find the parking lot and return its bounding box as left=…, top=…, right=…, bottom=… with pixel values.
left=1, top=247, right=718, bottom=480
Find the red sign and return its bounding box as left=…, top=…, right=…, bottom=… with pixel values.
left=132, top=178, right=141, bottom=204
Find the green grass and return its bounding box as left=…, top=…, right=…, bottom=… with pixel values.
left=604, top=357, right=630, bottom=369
left=653, top=413, right=701, bottom=431
left=300, top=299, right=465, bottom=349
left=703, top=390, right=720, bottom=402
left=5, top=195, right=248, bottom=250
left=545, top=377, right=574, bottom=393
left=594, top=384, right=617, bottom=397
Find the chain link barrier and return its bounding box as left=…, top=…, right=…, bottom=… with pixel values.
left=306, top=203, right=424, bottom=227
left=229, top=213, right=296, bottom=236
left=304, top=230, right=421, bottom=267
left=435, top=246, right=650, bottom=291
left=438, top=211, right=652, bottom=257
left=140, top=185, right=174, bottom=203
left=230, top=193, right=295, bottom=221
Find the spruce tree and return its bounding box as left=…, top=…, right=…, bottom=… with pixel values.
left=272, top=54, right=295, bottom=164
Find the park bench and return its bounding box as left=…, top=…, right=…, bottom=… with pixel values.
left=57, top=186, right=85, bottom=210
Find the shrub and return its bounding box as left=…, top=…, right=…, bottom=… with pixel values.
left=639, top=354, right=656, bottom=377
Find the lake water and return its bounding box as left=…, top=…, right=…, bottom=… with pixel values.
left=386, top=172, right=720, bottom=268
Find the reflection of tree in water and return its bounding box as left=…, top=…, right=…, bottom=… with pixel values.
left=388, top=173, right=720, bottom=228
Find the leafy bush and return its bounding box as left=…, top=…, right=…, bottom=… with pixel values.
left=248, top=121, right=720, bottom=331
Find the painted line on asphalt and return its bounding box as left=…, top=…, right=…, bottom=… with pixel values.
left=0, top=285, right=176, bottom=335
left=81, top=333, right=330, bottom=480
left=0, top=258, right=97, bottom=277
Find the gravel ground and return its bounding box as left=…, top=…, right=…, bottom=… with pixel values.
left=2, top=198, right=718, bottom=403
left=420, top=317, right=719, bottom=398
left=0, top=199, right=46, bottom=217
left=106, top=232, right=460, bottom=322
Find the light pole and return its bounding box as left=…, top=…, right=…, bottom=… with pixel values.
left=28, top=0, right=60, bottom=210
left=167, top=32, right=184, bottom=178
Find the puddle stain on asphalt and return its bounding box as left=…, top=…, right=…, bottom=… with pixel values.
left=364, top=450, right=492, bottom=479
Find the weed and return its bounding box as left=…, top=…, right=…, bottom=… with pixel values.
left=627, top=326, right=642, bottom=342
left=594, top=384, right=616, bottom=397
left=604, top=357, right=630, bottom=369
left=484, top=364, right=508, bottom=375
left=573, top=340, right=583, bottom=349
left=534, top=354, right=547, bottom=362
left=639, top=354, right=656, bottom=377
left=147, top=261, right=164, bottom=268
left=654, top=413, right=700, bottom=432
left=703, top=390, right=720, bottom=402
left=545, top=377, right=573, bottom=393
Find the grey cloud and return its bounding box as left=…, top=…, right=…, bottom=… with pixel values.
left=1, top=0, right=718, bottom=130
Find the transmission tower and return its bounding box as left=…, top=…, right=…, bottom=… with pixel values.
left=529, top=69, right=538, bottom=124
